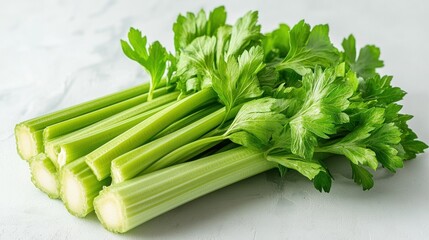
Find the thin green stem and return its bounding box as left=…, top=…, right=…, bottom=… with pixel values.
left=148, top=81, right=154, bottom=101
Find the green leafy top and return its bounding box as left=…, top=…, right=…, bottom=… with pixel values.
left=121, top=6, right=427, bottom=192
left=212, top=46, right=265, bottom=116
left=262, top=24, right=290, bottom=61
left=273, top=21, right=340, bottom=75
left=174, top=10, right=266, bottom=115
left=286, top=67, right=353, bottom=159
left=225, top=11, right=262, bottom=58
left=225, top=97, right=288, bottom=150
left=222, top=61, right=425, bottom=192
left=359, top=75, right=406, bottom=107
left=223, top=94, right=334, bottom=192
left=342, top=35, right=384, bottom=79
left=173, top=6, right=227, bottom=52
left=221, top=66, right=353, bottom=192
left=121, top=28, right=169, bottom=100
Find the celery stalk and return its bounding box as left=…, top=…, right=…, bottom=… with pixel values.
left=59, top=104, right=220, bottom=216
left=15, top=82, right=153, bottom=160
left=44, top=91, right=179, bottom=164
left=60, top=90, right=178, bottom=140
left=60, top=158, right=110, bottom=217
left=56, top=104, right=171, bottom=168
left=213, top=141, right=239, bottom=153
left=141, top=139, right=222, bottom=175
left=94, top=147, right=276, bottom=233
left=43, top=87, right=171, bottom=141
left=146, top=135, right=226, bottom=173
left=29, top=153, right=60, bottom=199
left=154, top=104, right=222, bottom=139
left=184, top=140, right=234, bottom=160
left=111, top=105, right=226, bottom=183
left=85, top=88, right=218, bottom=181
left=140, top=120, right=234, bottom=174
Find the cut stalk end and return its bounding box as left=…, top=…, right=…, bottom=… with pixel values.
left=94, top=190, right=127, bottom=233
left=60, top=158, right=110, bottom=217
left=15, top=124, right=40, bottom=160
left=60, top=169, right=89, bottom=217
left=29, top=154, right=60, bottom=199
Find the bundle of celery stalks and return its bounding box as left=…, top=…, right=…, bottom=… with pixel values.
left=15, top=6, right=427, bottom=233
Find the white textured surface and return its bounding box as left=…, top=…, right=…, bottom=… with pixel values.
left=1, top=0, right=428, bottom=239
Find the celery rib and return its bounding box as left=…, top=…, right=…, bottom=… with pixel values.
left=15, top=82, right=152, bottom=160
left=154, top=104, right=221, bottom=139
left=43, top=87, right=171, bottom=141
left=85, top=88, right=218, bottom=181
left=56, top=104, right=168, bottom=168
left=142, top=135, right=225, bottom=174
left=111, top=105, right=224, bottom=183
left=44, top=91, right=179, bottom=165
left=94, top=147, right=275, bottom=233
left=146, top=135, right=226, bottom=173
left=64, top=90, right=178, bottom=140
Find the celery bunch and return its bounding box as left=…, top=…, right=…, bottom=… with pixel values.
left=15, top=6, right=426, bottom=234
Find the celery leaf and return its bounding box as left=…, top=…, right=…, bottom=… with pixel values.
left=342, top=35, right=384, bottom=79
left=121, top=28, right=169, bottom=100
left=173, top=6, right=227, bottom=52
left=351, top=163, right=374, bottom=190
left=226, top=11, right=262, bottom=57
left=213, top=46, right=265, bottom=114
left=287, top=67, right=353, bottom=159
left=275, top=21, right=339, bottom=75
left=226, top=97, right=288, bottom=150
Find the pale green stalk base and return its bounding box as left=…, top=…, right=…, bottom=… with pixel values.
left=29, top=153, right=60, bottom=199
left=60, top=158, right=110, bottom=217
left=86, top=88, right=218, bottom=181
left=15, top=83, right=152, bottom=160
left=94, top=147, right=276, bottom=233
left=111, top=105, right=225, bottom=183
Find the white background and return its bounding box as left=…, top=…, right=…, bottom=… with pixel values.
left=1, top=0, right=428, bottom=239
